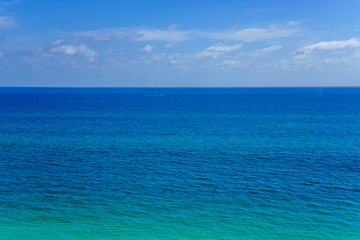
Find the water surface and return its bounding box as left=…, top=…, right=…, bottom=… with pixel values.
left=0, top=87, right=359, bottom=239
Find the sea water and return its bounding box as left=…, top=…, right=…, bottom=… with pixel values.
left=0, top=87, right=359, bottom=239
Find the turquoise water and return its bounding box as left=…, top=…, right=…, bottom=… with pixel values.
left=0, top=87, right=359, bottom=239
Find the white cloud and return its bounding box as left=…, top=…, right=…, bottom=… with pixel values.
left=78, top=25, right=297, bottom=43
left=51, top=39, right=64, bottom=45
left=84, top=31, right=143, bottom=41
left=196, top=43, right=243, bottom=58
left=26, top=46, right=44, bottom=53
left=152, top=53, right=167, bottom=61
left=164, top=42, right=178, bottom=48
left=141, top=45, right=154, bottom=53
left=203, top=26, right=296, bottom=42
left=0, top=16, right=15, bottom=29
left=287, top=21, right=300, bottom=26
left=295, top=37, right=360, bottom=54
left=207, top=44, right=243, bottom=52
left=79, top=28, right=191, bottom=42
left=219, top=60, right=246, bottom=69
left=260, top=45, right=283, bottom=52
left=167, top=24, right=180, bottom=31
left=137, top=29, right=191, bottom=42
left=221, top=60, right=240, bottom=66
left=250, top=45, right=282, bottom=56
left=50, top=44, right=97, bottom=61
left=0, top=1, right=19, bottom=6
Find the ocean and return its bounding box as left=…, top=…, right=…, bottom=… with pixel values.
left=0, top=87, right=359, bottom=239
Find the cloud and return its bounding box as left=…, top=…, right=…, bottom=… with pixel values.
left=0, top=1, right=18, bottom=6
left=287, top=21, right=300, bottom=26
left=79, top=28, right=191, bottom=42
left=141, top=45, right=154, bottom=53
left=164, top=42, right=178, bottom=48
left=83, top=30, right=143, bottom=41
left=51, top=39, right=64, bottom=45
left=250, top=45, right=282, bottom=56
left=167, top=24, right=180, bottom=31
left=26, top=46, right=44, bottom=53
left=260, top=45, right=283, bottom=52
left=203, top=26, right=296, bottom=42
left=196, top=43, right=243, bottom=58
left=136, top=29, right=191, bottom=42
left=78, top=25, right=297, bottom=43
left=295, top=37, right=360, bottom=54
left=0, top=16, right=15, bottom=29
left=219, top=60, right=246, bottom=69
left=50, top=44, right=97, bottom=61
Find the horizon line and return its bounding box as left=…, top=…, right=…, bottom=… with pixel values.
left=1, top=86, right=360, bottom=88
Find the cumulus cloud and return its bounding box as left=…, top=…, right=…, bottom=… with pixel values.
left=0, top=16, right=15, bottom=29
left=141, top=45, right=154, bottom=53
left=196, top=43, right=243, bottom=58
left=50, top=44, right=97, bottom=61
left=295, top=37, right=360, bottom=54
left=250, top=45, right=282, bottom=56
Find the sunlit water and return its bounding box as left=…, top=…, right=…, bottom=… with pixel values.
left=0, top=87, right=359, bottom=239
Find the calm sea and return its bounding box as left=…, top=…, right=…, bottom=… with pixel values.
left=0, top=87, right=359, bottom=239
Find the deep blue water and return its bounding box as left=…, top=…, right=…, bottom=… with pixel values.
left=0, top=87, right=359, bottom=239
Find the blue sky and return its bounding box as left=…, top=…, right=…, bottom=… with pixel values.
left=0, top=0, right=360, bottom=87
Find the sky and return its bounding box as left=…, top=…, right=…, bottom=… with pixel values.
left=0, top=0, right=360, bottom=87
